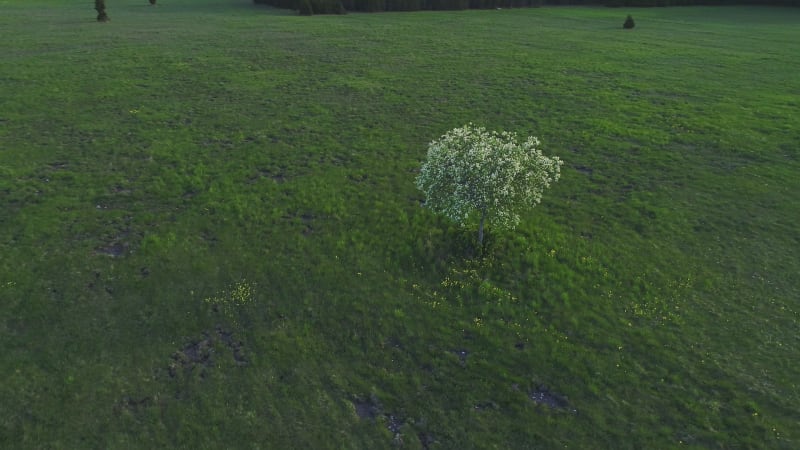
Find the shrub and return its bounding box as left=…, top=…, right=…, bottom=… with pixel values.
left=623, top=15, right=635, bottom=29
left=95, top=0, right=109, bottom=21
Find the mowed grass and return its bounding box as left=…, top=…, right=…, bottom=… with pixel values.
left=1, top=1, right=799, bottom=448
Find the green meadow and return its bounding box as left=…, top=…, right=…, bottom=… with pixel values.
left=1, top=1, right=798, bottom=448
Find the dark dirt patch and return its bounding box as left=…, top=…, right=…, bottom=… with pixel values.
left=384, top=336, right=403, bottom=350
left=451, top=348, right=469, bottom=365
left=322, top=155, right=350, bottom=167
left=347, top=173, right=370, bottom=184
left=352, top=396, right=407, bottom=439
left=281, top=212, right=317, bottom=237
left=6, top=318, right=26, bottom=336
left=201, top=138, right=234, bottom=150
left=352, top=396, right=380, bottom=420
left=201, top=230, right=218, bottom=246
left=87, top=271, right=101, bottom=289
left=113, top=396, right=152, bottom=415
left=301, top=216, right=315, bottom=236
left=111, top=184, right=132, bottom=195
left=215, top=326, right=248, bottom=366
left=251, top=168, right=288, bottom=184
left=169, top=333, right=214, bottom=378
left=474, top=401, right=498, bottom=411
left=168, top=327, right=248, bottom=378
left=95, top=224, right=133, bottom=258
left=94, top=241, right=127, bottom=257
left=574, top=165, right=593, bottom=175
left=529, top=386, right=576, bottom=413
left=418, top=431, right=435, bottom=450
left=385, top=414, right=403, bottom=434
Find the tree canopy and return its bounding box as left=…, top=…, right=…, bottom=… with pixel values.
left=416, top=124, right=562, bottom=245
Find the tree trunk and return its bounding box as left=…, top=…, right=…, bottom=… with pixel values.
left=477, top=209, right=487, bottom=246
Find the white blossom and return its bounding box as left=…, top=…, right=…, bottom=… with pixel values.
left=416, top=124, right=562, bottom=242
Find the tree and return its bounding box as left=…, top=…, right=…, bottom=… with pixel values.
left=298, top=0, right=314, bottom=14
left=95, top=0, right=109, bottom=21
left=416, top=124, right=562, bottom=246
left=623, top=15, right=635, bottom=29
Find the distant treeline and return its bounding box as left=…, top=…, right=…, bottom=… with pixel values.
left=254, top=0, right=799, bottom=14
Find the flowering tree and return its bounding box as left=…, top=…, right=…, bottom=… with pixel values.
left=416, top=124, right=562, bottom=245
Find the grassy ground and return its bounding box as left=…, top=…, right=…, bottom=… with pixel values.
left=1, top=1, right=799, bottom=448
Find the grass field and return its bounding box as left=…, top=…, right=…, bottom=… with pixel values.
left=1, top=1, right=799, bottom=448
